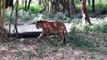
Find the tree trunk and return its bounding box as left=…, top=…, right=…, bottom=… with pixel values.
left=9, top=1, right=17, bottom=34
left=5, top=0, right=13, bottom=8
left=1, top=0, right=5, bottom=38
left=40, top=0, right=76, bottom=16
left=92, top=0, right=95, bottom=12
left=14, top=0, right=19, bottom=34
left=27, top=0, right=32, bottom=11
left=80, top=0, right=92, bottom=25
left=59, top=0, right=75, bottom=16
left=0, top=0, right=1, bottom=15
left=0, top=0, right=9, bottom=41
left=25, top=0, right=27, bottom=12
left=88, top=0, right=91, bottom=6
left=68, top=0, right=75, bottom=16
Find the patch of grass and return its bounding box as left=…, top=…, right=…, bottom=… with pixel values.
left=18, top=5, right=24, bottom=10
left=29, top=5, right=43, bottom=13
left=96, top=47, right=107, bottom=55
left=17, top=4, right=43, bottom=13
left=69, top=33, right=95, bottom=51
left=90, top=22, right=107, bottom=33
left=72, top=20, right=107, bottom=33
left=68, top=21, right=107, bottom=54
left=82, top=25, right=90, bottom=34
left=69, top=27, right=96, bottom=50
left=35, top=42, right=60, bottom=57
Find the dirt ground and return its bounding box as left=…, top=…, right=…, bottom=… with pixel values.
left=0, top=32, right=107, bottom=60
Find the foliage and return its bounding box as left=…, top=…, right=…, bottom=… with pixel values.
left=17, top=4, right=43, bottom=13
left=2, top=0, right=107, bottom=59
left=42, top=11, right=71, bottom=22
left=29, top=5, right=43, bottom=13
left=5, top=7, right=72, bottom=22
left=69, top=28, right=96, bottom=51
left=74, top=0, right=107, bottom=12
left=18, top=5, right=24, bottom=10
left=64, top=17, right=107, bottom=53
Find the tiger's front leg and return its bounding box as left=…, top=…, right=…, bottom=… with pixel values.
left=37, top=32, right=43, bottom=39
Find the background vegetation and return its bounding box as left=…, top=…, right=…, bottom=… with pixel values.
left=0, top=0, right=107, bottom=60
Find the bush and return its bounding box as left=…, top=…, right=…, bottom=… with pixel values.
left=69, top=31, right=96, bottom=51
left=17, top=4, right=43, bottom=13
left=29, top=5, right=43, bottom=13
left=89, top=21, right=107, bottom=33
left=42, top=11, right=71, bottom=23
left=18, top=5, right=24, bottom=10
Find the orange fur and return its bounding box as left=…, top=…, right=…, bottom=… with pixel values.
left=36, top=20, right=67, bottom=44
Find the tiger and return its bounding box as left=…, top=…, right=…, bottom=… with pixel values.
left=35, top=20, right=68, bottom=45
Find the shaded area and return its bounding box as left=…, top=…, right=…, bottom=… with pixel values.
left=4, top=24, right=42, bottom=38
left=7, top=32, right=41, bottom=38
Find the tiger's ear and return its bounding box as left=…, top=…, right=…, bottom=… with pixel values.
left=39, top=20, right=42, bottom=21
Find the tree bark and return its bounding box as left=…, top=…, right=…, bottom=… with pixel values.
left=25, top=0, right=27, bottom=12
left=14, top=0, right=19, bottom=34
left=88, top=0, right=91, bottom=6
left=68, top=0, right=75, bottom=16
left=27, top=0, right=32, bottom=11
left=41, top=0, right=76, bottom=16
left=1, top=0, right=5, bottom=38
left=0, top=0, right=9, bottom=41
left=80, top=0, right=92, bottom=25
left=92, top=0, right=95, bottom=12
left=5, top=0, right=13, bottom=8
left=0, top=0, right=1, bottom=15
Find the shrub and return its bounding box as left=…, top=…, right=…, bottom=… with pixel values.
left=18, top=5, right=24, bottom=10
left=69, top=31, right=96, bottom=51
left=29, top=5, right=43, bottom=13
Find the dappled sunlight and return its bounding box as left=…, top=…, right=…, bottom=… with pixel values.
left=90, top=17, right=107, bottom=24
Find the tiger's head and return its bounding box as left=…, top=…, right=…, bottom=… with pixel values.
left=36, top=20, right=43, bottom=29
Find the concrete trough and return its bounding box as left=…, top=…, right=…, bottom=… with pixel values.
left=4, top=23, right=72, bottom=38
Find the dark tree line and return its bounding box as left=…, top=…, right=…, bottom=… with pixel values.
left=39, top=0, right=76, bottom=16
left=5, top=0, right=13, bottom=8
left=3, top=0, right=98, bottom=28
left=39, top=0, right=92, bottom=24
left=4, top=0, right=93, bottom=30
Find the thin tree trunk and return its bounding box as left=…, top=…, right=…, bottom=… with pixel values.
left=0, top=0, right=9, bottom=41
left=22, top=0, right=24, bottom=5
left=25, top=0, right=27, bottom=12
left=0, top=0, right=2, bottom=31
left=69, top=0, right=72, bottom=15
left=27, top=0, right=32, bottom=11
left=92, top=0, right=95, bottom=12
left=69, top=0, right=75, bottom=16
left=88, top=0, right=91, bottom=6
left=14, top=0, right=18, bottom=34
left=5, top=0, right=13, bottom=8
left=9, top=1, right=17, bottom=34
left=1, top=0, right=5, bottom=39
left=0, top=0, right=1, bottom=15
left=80, top=0, right=92, bottom=25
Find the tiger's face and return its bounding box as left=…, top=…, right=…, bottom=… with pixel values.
left=36, top=21, right=42, bottom=29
